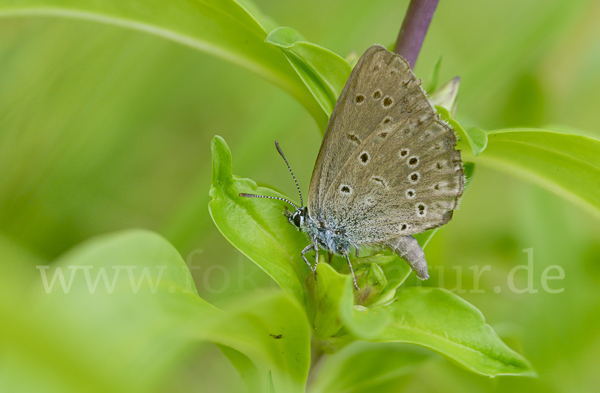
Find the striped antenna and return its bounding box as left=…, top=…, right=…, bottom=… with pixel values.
left=275, top=140, right=304, bottom=207
left=239, top=193, right=299, bottom=210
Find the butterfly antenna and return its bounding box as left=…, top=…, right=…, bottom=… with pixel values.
left=239, top=193, right=299, bottom=210
left=275, top=140, right=304, bottom=207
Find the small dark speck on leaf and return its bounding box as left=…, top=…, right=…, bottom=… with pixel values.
left=270, top=334, right=283, bottom=339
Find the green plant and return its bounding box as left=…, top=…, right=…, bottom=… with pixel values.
left=1, top=0, right=599, bottom=392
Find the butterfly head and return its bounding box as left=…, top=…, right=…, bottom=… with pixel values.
left=284, top=206, right=308, bottom=230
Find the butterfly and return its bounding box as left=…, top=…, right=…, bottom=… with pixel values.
left=241, top=45, right=465, bottom=289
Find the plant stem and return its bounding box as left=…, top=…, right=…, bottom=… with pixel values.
left=394, top=0, right=439, bottom=68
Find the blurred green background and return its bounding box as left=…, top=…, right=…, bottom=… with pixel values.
left=1, top=0, right=599, bottom=391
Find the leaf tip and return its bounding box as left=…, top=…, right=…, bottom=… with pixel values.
left=265, top=26, right=305, bottom=48
left=211, top=135, right=233, bottom=190
left=466, top=127, right=489, bottom=156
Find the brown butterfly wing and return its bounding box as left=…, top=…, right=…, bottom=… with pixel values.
left=307, top=45, right=464, bottom=245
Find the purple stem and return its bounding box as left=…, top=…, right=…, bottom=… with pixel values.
left=394, top=0, right=439, bottom=68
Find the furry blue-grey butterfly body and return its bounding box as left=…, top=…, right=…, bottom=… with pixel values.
left=243, top=45, right=465, bottom=289
left=286, top=206, right=355, bottom=254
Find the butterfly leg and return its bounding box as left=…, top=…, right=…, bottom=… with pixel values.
left=301, top=243, right=317, bottom=279
left=355, top=248, right=360, bottom=258
left=313, top=236, right=320, bottom=273
left=344, top=253, right=360, bottom=290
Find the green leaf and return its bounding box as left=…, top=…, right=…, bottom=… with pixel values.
left=355, top=255, right=411, bottom=308
left=209, top=135, right=308, bottom=305
left=309, top=257, right=410, bottom=343
left=306, top=258, right=397, bottom=344
left=0, top=0, right=326, bottom=126
left=204, top=292, right=310, bottom=393
left=218, top=345, right=262, bottom=393
left=464, top=127, right=489, bottom=155
left=437, top=105, right=488, bottom=156
left=267, top=26, right=352, bottom=120
left=355, top=262, right=388, bottom=305
left=267, top=370, right=276, bottom=393
left=0, top=230, right=310, bottom=393
left=309, top=342, right=431, bottom=393
left=303, top=262, right=344, bottom=340
left=475, top=129, right=600, bottom=216
left=374, top=288, right=535, bottom=377
left=339, top=277, right=390, bottom=341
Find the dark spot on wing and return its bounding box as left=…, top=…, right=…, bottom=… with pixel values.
left=347, top=134, right=361, bottom=145
left=340, top=185, right=352, bottom=194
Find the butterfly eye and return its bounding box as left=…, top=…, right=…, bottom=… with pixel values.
left=293, top=212, right=303, bottom=227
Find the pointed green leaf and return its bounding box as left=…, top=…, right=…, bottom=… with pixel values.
left=476, top=128, right=600, bottom=216
left=209, top=135, right=307, bottom=305
left=371, top=260, right=411, bottom=305
left=0, top=0, right=326, bottom=126
left=266, top=26, right=351, bottom=120
left=374, top=288, right=535, bottom=377
left=0, top=230, right=311, bottom=393
left=307, top=262, right=348, bottom=339
left=309, top=342, right=431, bottom=393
